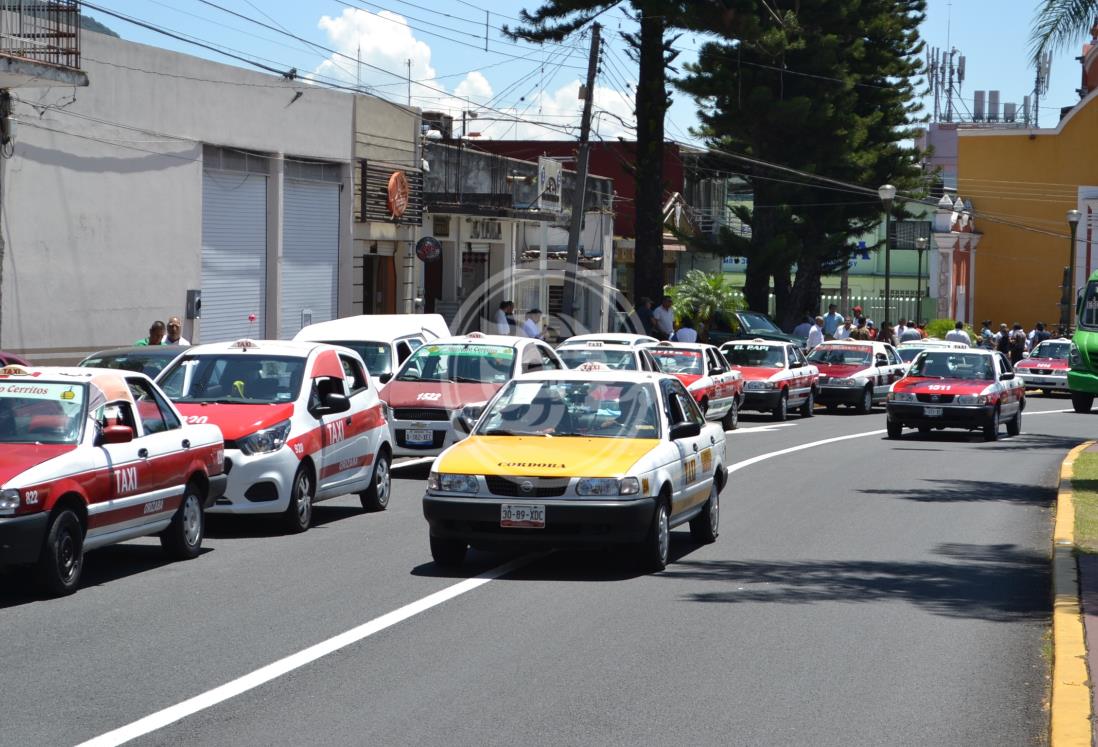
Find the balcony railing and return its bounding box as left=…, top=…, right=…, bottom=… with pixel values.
left=689, top=206, right=752, bottom=239
left=0, top=1, right=81, bottom=69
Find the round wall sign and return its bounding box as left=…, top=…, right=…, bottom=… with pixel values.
left=416, top=236, right=442, bottom=262
left=387, top=171, right=410, bottom=218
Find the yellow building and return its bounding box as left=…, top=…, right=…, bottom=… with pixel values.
left=957, top=94, right=1097, bottom=330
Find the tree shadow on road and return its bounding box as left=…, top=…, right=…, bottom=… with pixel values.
left=660, top=542, right=1048, bottom=622
left=887, top=432, right=1085, bottom=452
left=860, top=479, right=1056, bottom=506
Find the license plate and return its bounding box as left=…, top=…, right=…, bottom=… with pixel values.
left=924, top=406, right=943, bottom=417
left=406, top=429, right=434, bottom=444
left=501, top=503, right=545, bottom=529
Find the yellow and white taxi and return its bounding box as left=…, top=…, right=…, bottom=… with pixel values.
left=422, top=369, right=727, bottom=572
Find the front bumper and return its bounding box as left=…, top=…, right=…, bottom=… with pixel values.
left=0, top=512, right=49, bottom=566
left=1068, top=369, right=1098, bottom=394
left=886, top=402, right=994, bottom=428
left=816, top=385, right=866, bottom=405
left=207, top=446, right=299, bottom=515
left=423, top=494, right=657, bottom=547
left=390, top=417, right=461, bottom=457
left=742, top=389, right=782, bottom=410
left=1018, top=371, right=1068, bottom=390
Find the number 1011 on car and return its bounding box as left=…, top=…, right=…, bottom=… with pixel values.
left=501, top=503, right=545, bottom=529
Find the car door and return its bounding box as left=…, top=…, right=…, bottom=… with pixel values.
left=333, top=352, right=380, bottom=489
left=704, top=348, right=733, bottom=417
left=662, top=379, right=709, bottom=516
left=786, top=346, right=808, bottom=404
left=996, top=353, right=1022, bottom=416
left=885, top=345, right=905, bottom=386
left=125, top=377, right=190, bottom=511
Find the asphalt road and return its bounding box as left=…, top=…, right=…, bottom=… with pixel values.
left=1, top=399, right=1090, bottom=746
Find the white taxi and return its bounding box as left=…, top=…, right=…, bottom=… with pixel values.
left=644, top=341, right=745, bottom=430
left=378, top=333, right=563, bottom=457
left=896, top=338, right=968, bottom=372
left=808, top=339, right=906, bottom=413
left=1014, top=337, right=1071, bottom=393
left=556, top=334, right=660, bottom=372
left=719, top=339, right=819, bottom=420
left=0, top=366, right=226, bottom=595
left=157, top=339, right=392, bottom=533
left=422, top=370, right=727, bottom=571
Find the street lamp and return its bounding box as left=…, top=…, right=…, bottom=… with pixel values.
left=878, top=184, right=897, bottom=322
left=1065, top=208, right=1082, bottom=332
left=915, top=236, right=928, bottom=319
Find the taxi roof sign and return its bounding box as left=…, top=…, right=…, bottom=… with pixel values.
left=0, top=365, right=31, bottom=376
left=230, top=339, right=260, bottom=350
left=584, top=341, right=605, bottom=348
left=576, top=361, right=610, bottom=371
left=466, top=331, right=486, bottom=339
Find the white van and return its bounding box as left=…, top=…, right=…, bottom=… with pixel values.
left=294, top=314, right=450, bottom=385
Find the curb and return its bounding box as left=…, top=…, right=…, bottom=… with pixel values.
left=1052, top=440, right=1095, bottom=747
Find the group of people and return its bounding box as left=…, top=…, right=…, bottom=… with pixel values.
left=494, top=301, right=547, bottom=340
left=636, top=296, right=698, bottom=342
left=135, top=316, right=189, bottom=346
left=974, top=320, right=1065, bottom=363
left=796, top=304, right=930, bottom=348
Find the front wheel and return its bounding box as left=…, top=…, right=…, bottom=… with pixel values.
left=857, top=386, right=873, bottom=414
left=983, top=409, right=1000, bottom=441
left=721, top=398, right=740, bottom=431
left=1072, top=391, right=1094, bottom=414
left=689, top=482, right=720, bottom=544
left=1006, top=407, right=1022, bottom=437
left=36, top=509, right=84, bottom=596
left=886, top=419, right=903, bottom=439
left=160, top=484, right=204, bottom=560
left=800, top=388, right=815, bottom=418
left=359, top=449, right=391, bottom=512
left=430, top=535, right=467, bottom=567
left=283, top=466, right=314, bottom=534
left=638, top=501, right=670, bottom=572
left=772, top=391, right=788, bottom=422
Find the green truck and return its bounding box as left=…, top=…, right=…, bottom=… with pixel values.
left=1069, top=269, right=1098, bottom=412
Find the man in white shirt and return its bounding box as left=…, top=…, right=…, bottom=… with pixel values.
left=495, top=301, right=515, bottom=335
left=944, top=321, right=971, bottom=346
left=806, top=316, right=825, bottom=349
left=833, top=317, right=853, bottom=340
left=651, top=296, right=675, bottom=340
left=522, top=309, right=545, bottom=339
left=164, top=316, right=190, bottom=345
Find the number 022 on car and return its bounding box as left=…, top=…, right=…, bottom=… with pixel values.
left=501, top=503, right=545, bottom=528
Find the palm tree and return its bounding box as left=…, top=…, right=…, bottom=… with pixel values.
left=667, top=269, right=744, bottom=338
left=1031, top=0, right=1098, bottom=63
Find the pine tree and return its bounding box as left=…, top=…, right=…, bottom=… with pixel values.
left=677, top=0, right=927, bottom=327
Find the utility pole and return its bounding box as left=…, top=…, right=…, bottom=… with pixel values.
left=560, top=22, right=600, bottom=334
left=406, top=58, right=412, bottom=106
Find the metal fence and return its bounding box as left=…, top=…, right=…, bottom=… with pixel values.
left=0, top=1, right=80, bottom=69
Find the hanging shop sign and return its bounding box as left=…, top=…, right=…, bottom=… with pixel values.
left=538, top=157, right=562, bottom=213
left=415, top=235, right=443, bottom=263
left=387, top=170, right=410, bottom=218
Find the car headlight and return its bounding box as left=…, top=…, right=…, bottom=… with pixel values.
left=956, top=394, right=988, bottom=405
left=238, top=419, right=292, bottom=456
left=576, top=477, right=641, bottom=496
left=1071, top=343, right=1083, bottom=368
left=888, top=391, right=916, bottom=402
left=745, top=380, right=776, bottom=391
left=428, top=472, right=479, bottom=494
left=0, top=489, right=19, bottom=516
left=830, top=377, right=861, bottom=387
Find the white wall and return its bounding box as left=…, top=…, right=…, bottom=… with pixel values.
left=2, top=30, right=353, bottom=360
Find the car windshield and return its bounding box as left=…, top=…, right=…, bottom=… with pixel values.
left=1031, top=341, right=1070, bottom=360
left=320, top=340, right=391, bottom=376
left=739, top=312, right=782, bottom=334
left=159, top=355, right=306, bottom=404
left=0, top=381, right=86, bottom=444
left=81, top=350, right=179, bottom=377
left=397, top=343, right=515, bottom=384
left=897, top=347, right=925, bottom=363
left=909, top=351, right=995, bottom=380
left=558, top=347, right=637, bottom=370
left=648, top=349, right=703, bottom=375
left=1081, top=280, right=1098, bottom=330
left=722, top=344, right=785, bottom=368
left=808, top=346, right=871, bottom=365
left=477, top=379, right=660, bottom=439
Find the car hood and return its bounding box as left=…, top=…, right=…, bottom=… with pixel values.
left=893, top=376, right=990, bottom=395
left=173, top=403, right=296, bottom=441
left=729, top=365, right=784, bottom=380
left=436, top=436, right=657, bottom=478
left=815, top=363, right=870, bottom=378
left=675, top=374, right=703, bottom=388
left=1016, top=357, right=1068, bottom=369
left=0, top=443, right=77, bottom=486
left=380, top=381, right=501, bottom=410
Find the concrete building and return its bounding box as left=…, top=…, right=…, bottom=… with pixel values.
left=2, top=28, right=357, bottom=362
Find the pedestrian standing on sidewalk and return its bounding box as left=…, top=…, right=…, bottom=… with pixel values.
left=651, top=296, right=675, bottom=341
left=834, top=317, right=854, bottom=340
left=850, top=317, right=870, bottom=340
left=806, top=316, right=825, bottom=350
left=822, top=304, right=843, bottom=340
left=1009, top=323, right=1027, bottom=364
left=674, top=317, right=698, bottom=343
left=876, top=322, right=898, bottom=348
left=635, top=297, right=655, bottom=337
left=134, top=321, right=166, bottom=346
left=945, top=321, right=971, bottom=346
left=496, top=301, right=516, bottom=335
left=164, top=316, right=189, bottom=346
left=522, top=309, right=545, bottom=339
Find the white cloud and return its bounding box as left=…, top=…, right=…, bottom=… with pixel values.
left=312, top=8, right=636, bottom=142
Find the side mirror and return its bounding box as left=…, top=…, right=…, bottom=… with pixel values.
left=453, top=403, right=485, bottom=434
left=670, top=421, right=701, bottom=440
left=314, top=392, right=350, bottom=415
left=1000, top=371, right=1015, bottom=381
left=378, top=372, right=394, bottom=385
left=100, top=424, right=134, bottom=445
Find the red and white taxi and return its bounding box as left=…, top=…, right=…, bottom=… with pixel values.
left=1015, top=338, right=1071, bottom=393
left=0, top=366, right=226, bottom=596
left=719, top=339, right=819, bottom=421
left=157, top=339, right=391, bottom=533
left=886, top=348, right=1025, bottom=441
left=807, top=340, right=906, bottom=413
left=644, top=341, right=744, bottom=429
left=378, top=333, right=564, bottom=457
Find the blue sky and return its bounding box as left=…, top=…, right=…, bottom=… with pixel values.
left=82, top=1, right=1086, bottom=142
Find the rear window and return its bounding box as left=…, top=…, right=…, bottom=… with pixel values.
left=319, top=340, right=391, bottom=377
left=81, top=350, right=178, bottom=377
left=558, top=348, right=637, bottom=370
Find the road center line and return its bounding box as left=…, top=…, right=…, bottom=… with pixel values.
left=75, top=556, right=535, bottom=747
left=727, top=428, right=886, bottom=475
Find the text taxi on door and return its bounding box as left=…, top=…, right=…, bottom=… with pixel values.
left=807, top=339, right=906, bottom=413
left=719, top=339, right=819, bottom=421
left=886, top=348, right=1025, bottom=441
left=157, top=339, right=392, bottom=533
left=0, top=366, right=226, bottom=596
left=643, top=341, right=744, bottom=430
left=422, top=369, right=727, bottom=572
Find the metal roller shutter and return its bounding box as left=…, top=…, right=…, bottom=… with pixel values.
left=281, top=179, right=340, bottom=338
left=201, top=170, right=267, bottom=342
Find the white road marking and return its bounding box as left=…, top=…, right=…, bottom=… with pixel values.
left=76, top=556, right=536, bottom=747
left=392, top=456, right=434, bottom=469
left=726, top=423, right=797, bottom=435
left=726, top=428, right=886, bottom=476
